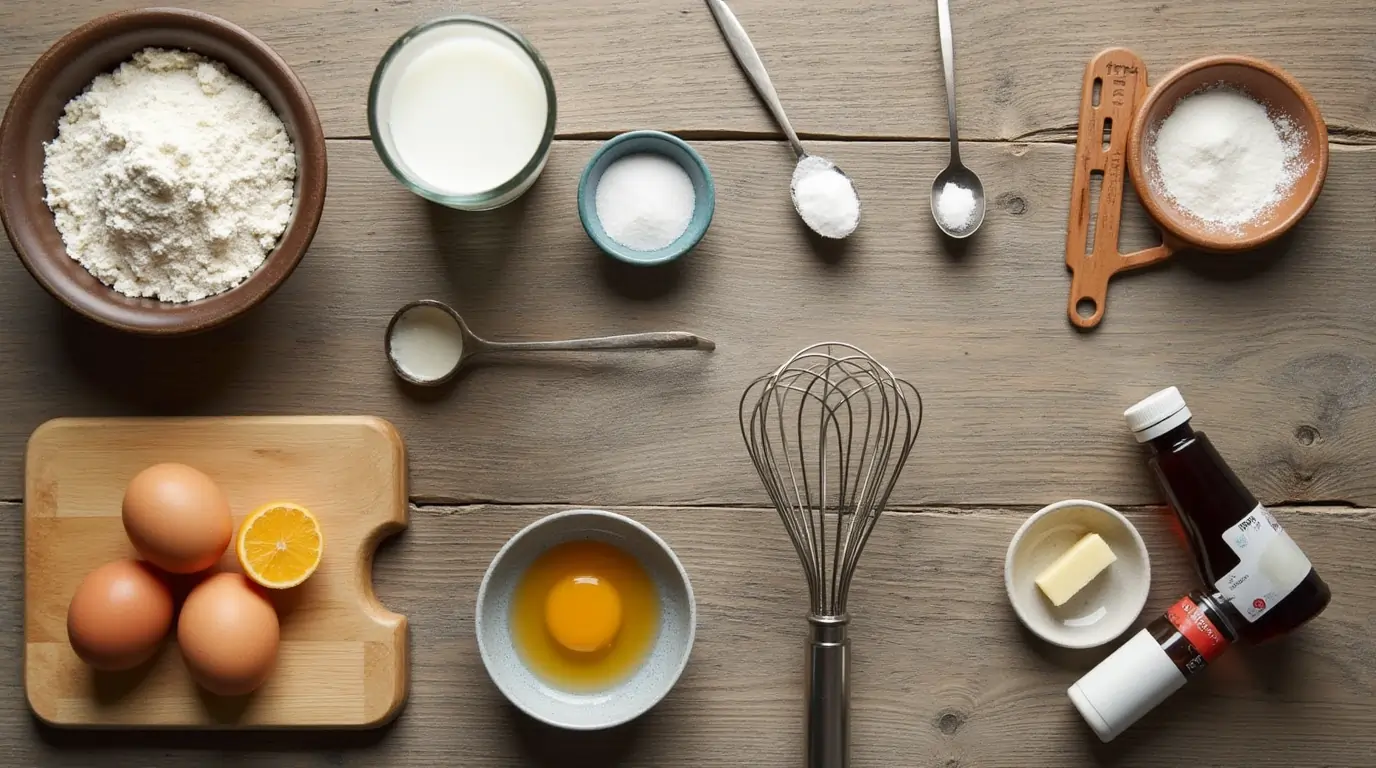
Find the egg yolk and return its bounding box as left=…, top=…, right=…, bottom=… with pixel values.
left=544, top=575, right=622, bottom=653
left=510, top=540, right=659, bottom=690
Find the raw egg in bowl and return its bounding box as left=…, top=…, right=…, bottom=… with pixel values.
left=476, top=509, right=695, bottom=730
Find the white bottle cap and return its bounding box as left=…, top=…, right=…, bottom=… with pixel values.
left=1067, top=629, right=1187, bottom=742
left=1124, top=386, right=1192, bottom=442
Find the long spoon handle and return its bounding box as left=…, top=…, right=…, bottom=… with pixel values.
left=481, top=332, right=715, bottom=353
left=705, top=0, right=807, bottom=158
left=936, top=0, right=962, bottom=165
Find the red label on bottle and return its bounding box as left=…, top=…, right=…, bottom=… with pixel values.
left=1166, top=595, right=1229, bottom=666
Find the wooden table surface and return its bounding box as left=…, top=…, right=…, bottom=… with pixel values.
left=3, top=0, right=1375, bottom=765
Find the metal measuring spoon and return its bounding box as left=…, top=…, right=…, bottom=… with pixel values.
left=930, top=0, right=985, bottom=238
left=385, top=300, right=715, bottom=387
left=705, top=0, right=860, bottom=239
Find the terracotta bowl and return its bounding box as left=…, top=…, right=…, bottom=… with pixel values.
left=0, top=8, right=327, bottom=335
left=1127, top=55, right=1327, bottom=253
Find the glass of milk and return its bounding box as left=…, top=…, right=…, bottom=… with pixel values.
left=369, top=16, right=557, bottom=210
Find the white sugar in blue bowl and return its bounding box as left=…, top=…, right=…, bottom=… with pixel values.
left=577, top=130, right=715, bottom=266
left=475, top=509, right=696, bottom=730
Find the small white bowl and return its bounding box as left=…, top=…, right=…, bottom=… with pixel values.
left=1004, top=499, right=1150, bottom=649
left=475, top=509, right=696, bottom=730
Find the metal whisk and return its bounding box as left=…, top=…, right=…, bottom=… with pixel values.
left=739, top=342, right=923, bottom=768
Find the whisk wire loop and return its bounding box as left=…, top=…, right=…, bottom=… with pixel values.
left=739, top=343, right=923, bottom=619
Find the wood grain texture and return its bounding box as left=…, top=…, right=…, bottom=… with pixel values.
left=1, top=0, right=1374, bottom=141
left=24, top=417, right=408, bottom=728
left=3, top=0, right=1375, bottom=762
left=3, top=502, right=1373, bottom=766
left=2, top=141, right=1373, bottom=507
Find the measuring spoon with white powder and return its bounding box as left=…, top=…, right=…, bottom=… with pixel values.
left=386, top=300, right=715, bottom=386
left=705, top=0, right=860, bottom=239
left=930, top=0, right=985, bottom=238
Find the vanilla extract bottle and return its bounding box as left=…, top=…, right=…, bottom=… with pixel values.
left=1126, top=386, right=1330, bottom=641
left=1068, top=387, right=1330, bottom=742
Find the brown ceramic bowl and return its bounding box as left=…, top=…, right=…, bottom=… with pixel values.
left=0, top=8, right=326, bottom=335
left=1127, top=55, right=1328, bottom=253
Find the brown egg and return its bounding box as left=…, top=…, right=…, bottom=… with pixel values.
left=177, top=572, right=280, bottom=695
left=67, top=559, right=174, bottom=671
left=122, top=463, right=233, bottom=574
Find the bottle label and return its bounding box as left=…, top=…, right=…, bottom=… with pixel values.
left=1217, top=505, right=1313, bottom=623
left=1165, top=595, right=1229, bottom=676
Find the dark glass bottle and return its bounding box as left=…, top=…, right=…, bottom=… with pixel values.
left=1125, top=387, right=1331, bottom=642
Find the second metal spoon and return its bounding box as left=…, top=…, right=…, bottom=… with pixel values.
left=386, top=300, right=715, bottom=387
left=705, top=0, right=860, bottom=239
left=931, top=0, right=985, bottom=238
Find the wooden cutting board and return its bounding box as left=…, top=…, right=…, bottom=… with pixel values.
left=24, top=416, right=409, bottom=729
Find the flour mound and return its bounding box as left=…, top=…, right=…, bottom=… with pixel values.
left=1148, top=85, right=1306, bottom=232
left=43, top=48, right=297, bottom=303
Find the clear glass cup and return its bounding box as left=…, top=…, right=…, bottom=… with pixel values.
left=368, top=16, right=557, bottom=210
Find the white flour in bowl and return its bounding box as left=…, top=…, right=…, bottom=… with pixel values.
left=42, top=48, right=297, bottom=303
left=1148, top=85, right=1306, bottom=231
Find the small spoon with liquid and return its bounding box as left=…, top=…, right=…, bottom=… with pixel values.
left=386, top=300, right=715, bottom=387
left=705, top=0, right=860, bottom=239
left=930, top=0, right=985, bottom=238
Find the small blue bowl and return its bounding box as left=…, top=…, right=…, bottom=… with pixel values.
left=577, top=131, right=715, bottom=266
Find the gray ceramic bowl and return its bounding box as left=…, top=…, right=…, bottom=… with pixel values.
left=475, top=509, right=696, bottom=730
left=577, top=130, right=714, bottom=266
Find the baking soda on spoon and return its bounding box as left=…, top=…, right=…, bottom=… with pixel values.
left=791, top=156, right=860, bottom=239
left=936, top=180, right=977, bottom=233
left=704, top=0, right=861, bottom=239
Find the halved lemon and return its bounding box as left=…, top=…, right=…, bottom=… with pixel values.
left=236, top=502, right=323, bottom=589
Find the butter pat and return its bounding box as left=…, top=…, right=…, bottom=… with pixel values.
left=1035, top=533, right=1117, bottom=606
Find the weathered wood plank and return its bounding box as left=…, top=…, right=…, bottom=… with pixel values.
left=2, top=503, right=1372, bottom=766
left=1, top=0, right=1373, bottom=141
left=2, top=141, right=1373, bottom=507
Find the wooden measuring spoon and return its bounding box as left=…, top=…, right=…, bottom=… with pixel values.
left=1064, top=48, right=1177, bottom=329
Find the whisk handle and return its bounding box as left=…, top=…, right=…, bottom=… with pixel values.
left=806, top=617, right=850, bottom=768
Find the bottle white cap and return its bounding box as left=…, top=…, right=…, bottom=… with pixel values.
left=1067, top=629, right=1188, bottom=742
left=1124, top=386, right=1192, bottom=442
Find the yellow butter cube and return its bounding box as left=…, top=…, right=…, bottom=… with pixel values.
left=1035, top=532, right=1117, bottom=606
